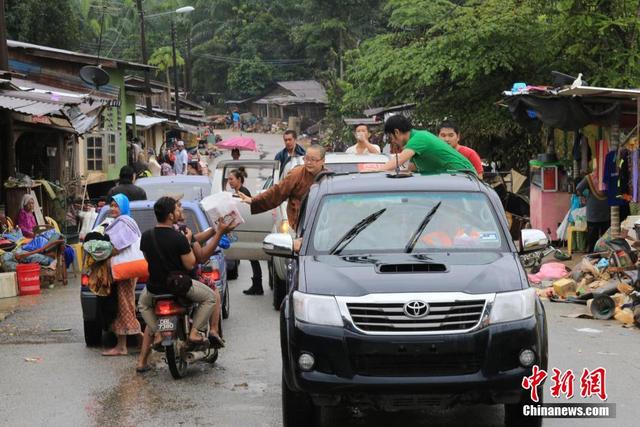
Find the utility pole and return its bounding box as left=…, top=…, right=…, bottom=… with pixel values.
left=0, top=0, right=15, bottom=198
left=135, top=0, right=153, bottom=114
left=171, top=19, right=180, bottom=121
left=186, top=28, right=192, bottom=97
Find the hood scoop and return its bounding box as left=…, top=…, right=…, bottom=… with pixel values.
left=377, top=263, right=447, bottom=273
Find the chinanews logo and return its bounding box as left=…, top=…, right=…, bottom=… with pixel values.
left=520, top=365, right=616, bottom=419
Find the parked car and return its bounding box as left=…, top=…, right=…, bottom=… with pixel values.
left=135, top=175, right=212, bottom=202
left=211, top=160, right=281, bottom=280
left=80, top=200, right=228, bottom=346
left=263, top=172, right=548, bottom=427
left=211, top=154, right=388, bottom=290
left=269, top=153, right=389, bottom=309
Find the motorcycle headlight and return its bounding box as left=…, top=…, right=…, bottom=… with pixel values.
left=293, top=291, right=343, bottom=327
left=489, top=288, right=536, bottom=324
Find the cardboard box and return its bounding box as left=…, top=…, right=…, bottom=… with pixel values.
left=553, top=278, right=577, bottom=298
left=0, top=272, right=18, bottom=299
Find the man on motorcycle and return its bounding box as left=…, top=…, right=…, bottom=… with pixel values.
left=136, top=197, right=233, bottom=372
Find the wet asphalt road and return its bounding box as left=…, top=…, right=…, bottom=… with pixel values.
left=1, top=132, right=639, bottom=426
left=1, top=267, right=639, bottom=427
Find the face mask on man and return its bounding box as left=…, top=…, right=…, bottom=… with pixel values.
left=356, top=131, right=366, bottom=141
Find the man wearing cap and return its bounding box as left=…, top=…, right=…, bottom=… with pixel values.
left=173, top=140, right=189, bottom=175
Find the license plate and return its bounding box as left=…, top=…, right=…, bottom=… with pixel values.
left=157, top=317, right=177, bottom=331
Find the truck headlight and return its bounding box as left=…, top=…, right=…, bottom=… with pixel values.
left=293, top=291, right=343, bottom=327
left=489, top=288, right=536, bottom=324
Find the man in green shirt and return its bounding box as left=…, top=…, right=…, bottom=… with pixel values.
left=381, top=115, right=476, bottom=175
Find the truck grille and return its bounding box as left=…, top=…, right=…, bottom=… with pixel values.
left=346, top=300, right=486, bottom=333
left=353, top=353, right=482, bottom=377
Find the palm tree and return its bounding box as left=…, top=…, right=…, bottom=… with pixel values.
left=149, top=46, right=185, bottom=109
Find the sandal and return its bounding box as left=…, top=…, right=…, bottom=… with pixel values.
left=188, top=333, right=206, bottom=344
left=136, top=365, right=152, bottom=374
left=208, top=334, right=225, bottom=349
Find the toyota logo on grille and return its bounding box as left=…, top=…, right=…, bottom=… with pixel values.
left=403, top=300, right=429, bottom=318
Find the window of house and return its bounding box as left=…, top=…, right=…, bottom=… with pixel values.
left=86, top=135, right=103, bottom=171
left=102, top=108, right=119, bottom=166
left=107, top=133, right=116, bottom=165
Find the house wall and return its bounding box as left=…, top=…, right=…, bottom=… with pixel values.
left=250, top=102, right=326, bottom=124
left=77, top=72, right=135, bottom=185
left=8, top=48, right=138, bottom=188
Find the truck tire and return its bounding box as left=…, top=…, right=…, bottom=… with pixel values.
left=83, top=320, right=102, bottom=347
left=222, top=285, right=230, bottom=319
left=272, top=267, right=287, bottom=311
left=268, top=259, right=274, bottom=290
left=504, top=388, right=543, bottom=427
left=282, top=371, right=315, bottom=427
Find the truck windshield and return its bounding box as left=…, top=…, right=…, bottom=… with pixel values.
left=310, top=192, right=505, bottom=254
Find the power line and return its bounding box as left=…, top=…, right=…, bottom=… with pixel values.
left=103, top=7, right=133, bottom=57
left=197, top=52, right=308, bottom=66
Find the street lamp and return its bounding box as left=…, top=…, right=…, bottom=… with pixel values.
left=138, top=5, right=194, bottom=121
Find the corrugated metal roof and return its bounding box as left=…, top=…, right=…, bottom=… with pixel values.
left=0, top=89, right=101, bottom=133
left=254, top=95, right=328, bottom=106
left=0, top=93, right=66, bottom=115
left=344, top=118, right=383, bottom=126
left=363, top=103, right=416, bottom=117
left=9, top=40, right=154, bottom=71
left=276, top=80, right=327, bottom=102
left=126, top=114, right=168, bottom=129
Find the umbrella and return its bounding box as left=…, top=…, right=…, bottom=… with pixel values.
left=217, top=136, right=258, bottom=152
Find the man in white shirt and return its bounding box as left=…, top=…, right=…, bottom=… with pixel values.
left=173, top=140, right=189, bottom=175
left=345, top=124, right=381, bottom=155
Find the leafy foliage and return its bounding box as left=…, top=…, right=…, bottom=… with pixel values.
left=5, top=0, right=81, bottom=49
left=6, top=0, right=640, bottom=171
left=149, top=45, right=184, bottom=73
left=339, top=0, right=640, bottom=170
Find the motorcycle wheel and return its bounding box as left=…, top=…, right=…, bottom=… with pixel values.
left=166, top=344, right=188, bottom=379
left=520, top=255, right=536, bottom=269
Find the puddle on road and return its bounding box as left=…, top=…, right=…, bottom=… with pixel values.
left=90, top=364, right=197, bottom=427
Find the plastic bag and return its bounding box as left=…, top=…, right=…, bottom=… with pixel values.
left=110, top=238, right=149, bottom=281
left=571, top=207, right=587, bottom=231
left=567, top=194, right=582, bottom=223
left=200, top=192, right=245, bottom=228
left=557, top=210, right=570, bottom=241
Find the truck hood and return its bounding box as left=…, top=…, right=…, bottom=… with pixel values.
left=300, top=252, right=525, bottom=296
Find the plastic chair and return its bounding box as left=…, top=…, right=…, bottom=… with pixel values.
left=567, top=223, right=587, bottom=256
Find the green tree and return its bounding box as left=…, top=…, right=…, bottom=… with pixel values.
left=226, top=60, right=274, bottom=98
left=292, top=0, right=385, bottom=77
left=546, top=0, right=640, bottom=88
left=6, top=0, right=81, bottom=49
left=149, top=46, right=185, bottom=107
left=338, top=0, right=555, bottom=170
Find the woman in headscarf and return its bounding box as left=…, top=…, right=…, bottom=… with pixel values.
left=17, top=194, right=38, bottom=238
left=102, top=193, right=142, bottom=356
left=576, top=171, right=610, bottom=253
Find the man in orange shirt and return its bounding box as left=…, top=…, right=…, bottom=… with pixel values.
left=437, top=121, right=483, bottom=178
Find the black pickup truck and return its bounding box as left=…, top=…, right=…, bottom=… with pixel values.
left=263, top=172, right=548, bottom=427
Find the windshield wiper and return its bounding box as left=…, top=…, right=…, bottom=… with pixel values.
left=404, top=202, right=442, bottom=253
left=329, top=208, right=387, bottom=255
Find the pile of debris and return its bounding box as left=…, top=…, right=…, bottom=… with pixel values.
left=530, top=242, right=640, bottom=327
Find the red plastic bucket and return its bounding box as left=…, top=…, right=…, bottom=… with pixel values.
left=16, top=264, right=41, bottom=296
